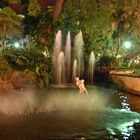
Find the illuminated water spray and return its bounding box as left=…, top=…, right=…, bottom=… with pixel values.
left=65, top=31, right=71, bottom=82
left=51, top=30, right=94, bottom=85
left=52, top=30, right=62, bottom=84
left=57, top=51, right=65, bottom=85
left=73, top=30, right=84, bottom=77
left=72, top=59, right=78, bottom=83
left=88, top=51, right=95, bottom=84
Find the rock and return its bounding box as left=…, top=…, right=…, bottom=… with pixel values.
left=0, top=80, right=14, bottom=93
left=11, top=71, right=37, bottom=89
left=23, top=71, right=37, bottom=88
left=11, top=71, right=25, bottom=89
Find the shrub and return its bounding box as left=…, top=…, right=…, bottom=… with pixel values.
left=0, top=56, right=12, bottom=80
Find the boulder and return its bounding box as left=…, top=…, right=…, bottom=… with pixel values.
left=0, top=79, right=14, bottom=93
left=11, top=71, right=37, bottom=89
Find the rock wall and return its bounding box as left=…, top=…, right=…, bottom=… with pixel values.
left=0, top=71, right=37, bottom=93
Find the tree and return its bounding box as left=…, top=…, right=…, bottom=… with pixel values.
left=0, top=7, right=23, bottom=36
left=28, top=0, right=41, bottom=17
left=0, top=7, right=24, bottom=53
left=110, top=0, right=140, bottom=58
left=59, top=0, right=115, bottom=57
left=38, top=0, right=65, bottom=44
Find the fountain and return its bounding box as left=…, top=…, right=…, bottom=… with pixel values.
left=0, top=87, right=139, bottom=140
left=57, top=51, right=65, bottom=85
left=88, top=51, right=95, bottom=84
left=72, top=59, right=78, bottom=83
left=52, top=30, right=62, bottom=84
left=65, top=31, right=71, bottom=83
left=73, top=30, right=85, bottom=78
left=51, top=30, right=95, bottom=85
left=0, top=29, right=140, bottom=140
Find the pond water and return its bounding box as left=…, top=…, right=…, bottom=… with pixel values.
left=0, top=86, right=139, bottom=140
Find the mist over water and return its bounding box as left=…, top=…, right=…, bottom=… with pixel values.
left=0, top=90, right=37, bottom=115
left=0, top=87, right=139, bottom=140
left=0, top=89, right=105, bottom=116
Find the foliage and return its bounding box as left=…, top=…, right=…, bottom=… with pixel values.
left=8, top=0, right=21, bottom=4
left=59, top=0, right=140, bottom=69
left=96, top=55, right=117, bottom=71
left=0, top=56, right=12, bottom=80
left=23, top=15, right=39, bottom=35
left=57, top=0, right=82, bottom=43
left=34, top=5, right=54, bottom=44
left=21, top=0, right=29, bottom=4
left=59, top=1, right=115, bottom=56
left=110, top=0, right=140, bottom=57
left=36, top=6, right=53, bottom=31
left=1, top=0, right=140, bottom=72
left=28, top=0, right=41, bottom=17
left=0, top=7, right=24, bottom=54
left=4, top=44, right=52, bottom=87
left=0, top=7, right=24, bottom=37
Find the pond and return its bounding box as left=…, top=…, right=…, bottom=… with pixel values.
left=0, top=86, right=139, bottom=140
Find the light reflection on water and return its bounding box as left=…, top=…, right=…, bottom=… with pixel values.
left=0, top=86, right=139, bottom=140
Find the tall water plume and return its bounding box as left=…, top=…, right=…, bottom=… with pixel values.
left=52, top=30, right=62, bottom=84
left=65, top=31, right=71, bottom=82
left=57, top=51, right=65, bottom=85
left=73, top=31, right=84, bottom=77
left=88, top=51, right=95, bottom=84
left=51, top=30, right=95, bottom=85
left=72, top=59, right=78, bottom=83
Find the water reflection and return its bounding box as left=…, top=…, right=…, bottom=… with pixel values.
left=125, top=92, right=140, bottom=112
left=106, top=88, right=140, bottom=139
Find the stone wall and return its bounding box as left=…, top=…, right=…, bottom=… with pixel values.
left=110, top=72, right=140, bottom=95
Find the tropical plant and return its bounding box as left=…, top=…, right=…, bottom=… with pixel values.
left=97, top=55, right=117, bottom=71
left=0, top=56, right=12, bottom=80
left=3, top=43, right=52, bottom=87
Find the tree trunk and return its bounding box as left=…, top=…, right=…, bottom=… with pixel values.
left=52, top=0, right=65, bottom=23
left=38, top=0, right=65, bottom=44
